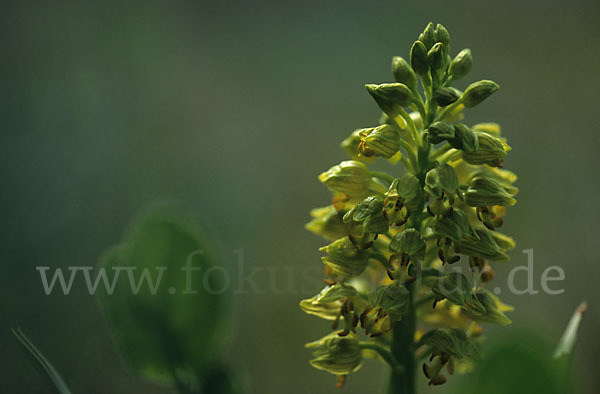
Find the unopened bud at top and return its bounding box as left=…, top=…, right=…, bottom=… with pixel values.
left=419, top=22, right=436, bottom=50
left=410, top=41, right=429, bottom=77
left=435, top=24, right=450, bottom=47
left=427, top=42, right=445, bottom=72
left=448, top=49, right=472, bottom=80
left=365, top=83, right=413, bottom=116
left=461, top=80, right=499, bottom=108
left=391, top=56, right=417, bottom=90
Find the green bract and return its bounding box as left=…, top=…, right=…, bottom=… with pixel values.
left=303, top=23, right=518, bottom=390
left=389, top=229, right=426, bottom=261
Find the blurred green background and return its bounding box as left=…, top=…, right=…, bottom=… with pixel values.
left=1, top=0, right=599, bottom=393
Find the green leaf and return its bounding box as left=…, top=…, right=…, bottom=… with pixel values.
left=389, top=228, right=426, bottom=261
left=460, top=334, right=563, bottom=394
left=420, top=328, right=480, bottom=361
left=97, top=208, right=226, bottom=386
left=12, top=328, right=73, bottom=394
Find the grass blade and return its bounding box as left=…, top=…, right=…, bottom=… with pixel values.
left=12, top=327, right=73, bottom=394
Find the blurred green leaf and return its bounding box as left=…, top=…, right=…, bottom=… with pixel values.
left=459, top=334, right=563, bottom=394
left=97, top=207, right=227, bottom=388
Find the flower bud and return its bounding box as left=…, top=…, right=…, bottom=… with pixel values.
left=391, top=56, right=417, bottom=90
left=306, top=206, right=352, bottom=241
left=462, top=132, right=508, bottom=167
left=419, top=22, right=436, bottom=50
left=449, top=123, right=479, bottom=153
left=427, top=42, right=445, bottom=72
left=471, top=122, right=501, bottom=137
left=461, top=80, right=499, bottom=108
left=425, top=121, right=455, bottom=144
left=306, top=332, right=362, bottom=375
left=463, top=289, right=512, bottom=325
left=410, top=41, right=429, bottom=77
left=320, top=237, right=369, bottom=278
left=488, top=229, right=516, bottom=251
left=435, top=24, right=450, bottom=47
left=365, top=83, right=413, bottom=116
left=448, top=49, right=472, bottom=80
left=457, top=229, right=510, bottom=262
left=432, top=208, right=478, bottom=243
left=433, top=87, right=461, bottom=107
left=358, top=124, right=401, bottom=159
left=465, top=176, right=516, bottom=207
left=319, top=161, right=371, bottom=197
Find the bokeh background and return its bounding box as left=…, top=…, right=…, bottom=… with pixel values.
left=2, top=1, right=599, bottom=393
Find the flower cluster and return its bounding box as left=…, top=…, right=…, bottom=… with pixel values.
left=301, top=22, right=518, bottom=390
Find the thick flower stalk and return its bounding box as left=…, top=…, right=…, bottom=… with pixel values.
left=301, top=23, right=518, bottom=393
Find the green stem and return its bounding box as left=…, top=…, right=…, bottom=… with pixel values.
left=370, top=171, right=395, bottom=184
left=398, top=138, right=418, bottom=170
left=359, top=342, right=404, bottom=373
left=388, top=284, right=416, bottom=394
left=397, top=108, right=421, bottom=147
left=434, top=98, right=463, bottom=122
